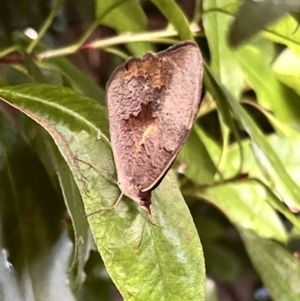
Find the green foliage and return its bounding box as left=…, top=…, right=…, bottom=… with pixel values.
left=0, top=0, right=300, bottom=300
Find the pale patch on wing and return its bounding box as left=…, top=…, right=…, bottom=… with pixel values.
left=137, top=123, right=158, bottom=151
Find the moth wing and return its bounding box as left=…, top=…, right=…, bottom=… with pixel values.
left=141, top=42, right=203, bottom=190
left=106, top=42, right=203, bottom=193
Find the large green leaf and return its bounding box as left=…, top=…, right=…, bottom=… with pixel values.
left=42, top=131, right=90, bottom=293
left=241, top=229, right=300, bottom=301
left=17, top=116, right=92, bottom=293
left=0, top=84, right=205, bottom=301
left=0, top=110, right=73, bottom=300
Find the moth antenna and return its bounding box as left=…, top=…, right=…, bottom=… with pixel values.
left=85, top=192, right=124, bottom=217
left=135, top=211, right=158, bottom=252
left=135, top=214, right=148, bottom=253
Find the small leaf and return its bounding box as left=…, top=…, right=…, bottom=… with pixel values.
left=46, top=57, right=105, bottom=105
left=24, top=53, right=47, bottom=83
left=228, top=0, right=300, bottom=47
left=264, top=14, right=300, bottom=56
left=96, top=0, right=150, bottom=55
left=272, top=48, right=300, bottom=96
left=178, top=127, right=217, bottom=185
left=204, top=63, right=300, bottom=210
left=199, top=181, right=287, bottom=242
left=151, top=0, right=193, bottom=40
left=234, top=38, right=300, bottom=124
left=203, top=0, right=243, bottom=98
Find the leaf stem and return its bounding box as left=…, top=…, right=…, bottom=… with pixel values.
left=36, top=26, right=201, bottom=60
left=27, top=0, right=65, bottom=54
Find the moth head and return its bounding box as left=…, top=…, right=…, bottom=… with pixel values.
left=118, top=181, right=152, bottom=213
left=138, top=190, right=152, bottom=214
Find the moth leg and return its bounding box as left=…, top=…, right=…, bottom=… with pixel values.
left=85, top=192, right=124, bottom=217
left=66, top=156, right=91, bottom=195
left=74, top=156, right=118, bottom=185
left=147, top=213, right=157, bottom=226
left=135, top=216, right=147, bottom=252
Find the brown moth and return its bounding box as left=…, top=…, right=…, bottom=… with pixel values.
left=106, top=41, right=203, bottom=214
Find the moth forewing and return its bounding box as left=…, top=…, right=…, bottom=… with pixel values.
left=106, top=41, right=203, bottom=212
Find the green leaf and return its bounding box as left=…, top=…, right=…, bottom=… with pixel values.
left=26, top=0, right=66, bottom=53
left=43, top=131, right=90, bottom=293
left=203, top=62, right=244, bottom=176
left=228, top=0, right=300, bottom=47
left=96, top=0, right=150, bottom=55
left=264, top=14, right=300, bottom=56
left=24, top=53, right=47, bottom=83
left=241, top=229, right=300, bottom=301
left=204, top=63, right=300, bottom=210
left=77, top=251, right=112, bottom=301
left=151, top=0, right=193, bottom=40
left=220, top=137, right=300, bottom=231
left=0, top=84, right=205, bottom=301
left=198, top=181, right=287, bottom=242
left=0, top=110, right=73, bottom=300
left=273, top=48, right=300, bottom=96
left=234, top=38, right=300, bottom=124
left=5, top=32, right=106, bottom=104
left=203, top=242, right=245, bottom=284
left=177, top=127, right=217, bottom=185
left=203, top=0, right=243, bottom=99
left=19, top=118, right=91, bottom=293
left=45, top=57, right=105, bottom=105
